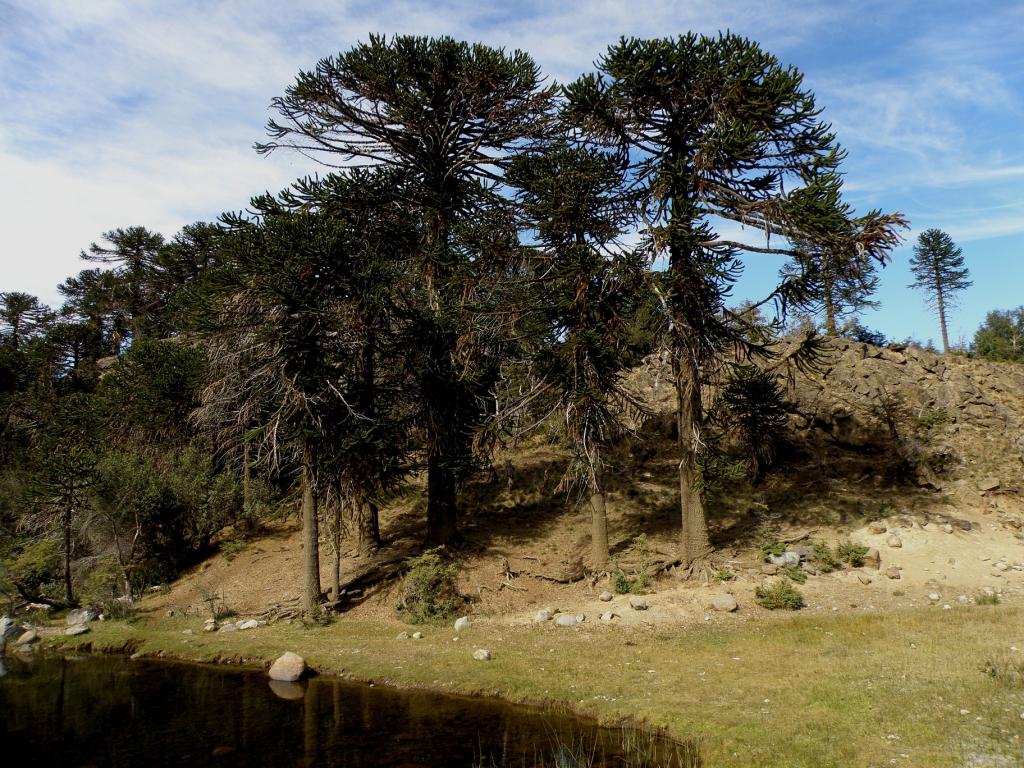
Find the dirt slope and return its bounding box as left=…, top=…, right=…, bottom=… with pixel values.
left=144, top=339, right=1024, bottom=627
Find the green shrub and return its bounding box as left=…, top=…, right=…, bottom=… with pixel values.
left=782, top=564, right=807, bottom=583
left=713, top=567, right=735, bottom=582
left=913, top=406, right=950, bottom=435
left=399, top=548, right=461, bottom=624
left=755, top=580, right=804, bottom=610
left=975, top=592, right=1000, bottom=606
left=837, top=540, right=869, bottom=568
left=612, top=535, right=655, bottom=594
left=757, top=527, right=785, bottom=559
left=4, top=539, right=62, bottom=593
left=220, top=538, right=248, bottom=562
left=811, top=541, right=839, bottom=573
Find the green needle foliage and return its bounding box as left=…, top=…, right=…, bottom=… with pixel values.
left=909, top=228, right=972, bottom=355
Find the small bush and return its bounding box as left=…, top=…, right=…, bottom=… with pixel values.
left=982, top=656, right=1024, bottom=687
left=755, top=580, right=804, bottom=610
left=4, top=539, right=62, bottom=594
left=782, top=564, right=807, bottom=584
left=399, top=548, right=461, bottom=624
left=757, top=527, right=785, bottom=559
left=975, top=592, right=1001, bottom=606
left=197, top=586, right=236, bottom=621
left=837, top=540, right=869, bottom=568
left=612, top=535, right=655, bottom=595
left=220, top=538, right=248, bottom=562
left=713, top=567, right=735, bottom=582
left=913, top=406, right=950, bottom=434
left=811, top=541, right=839, bottom=573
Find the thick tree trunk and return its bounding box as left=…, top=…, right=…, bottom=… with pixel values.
left=675, top=358, right=712, bottom=567
left=425, top=455, right=458, bottom=546
left=589, top=489, right=609, bottom=569
left=936, top=283, right=950, bottom=354
left=63, top=502, right=75, bottom=607
left=355, top=499, right=382, bottom=554
left=301, top=445, right=322, bottom=614
left=330, top=498, right=342, bottom=604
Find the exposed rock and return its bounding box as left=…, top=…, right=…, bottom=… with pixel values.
left=863, top=548, right=881, bottom=570
left=978, top=477, right=1001, bottom=492
left=65, top=624, right=90, bottom=636
left=472, top=648, right=492, bottom=661
left=994, top=562, right=1009, bottom=572
left=760, top=564, right=779, bottom=575
left=768, top=552, right=800, bottom=567
left=599, top=611, right=618, bottom=622
left=885, top=565, right=902, bottom=580
left=856, top=572, right=873, bottom=585
left=15, top=629, right=39, bottom=645
left=868, top=521, right=888, bottom=534
left=801, top=562, right=819, bottom=576
left=555, top=614, right=578, bottom=627
left=454, top=617, right=471, bottom=632
left=217, top=623, right=238, bottom=633
left=942, top=523, right=955, bottom=534
left=790, top=545, right=815, bottom=561
left=412, top=631, right=424, bottom=639
left=709, top=594, right=738, bottom=612
left=1, top=616, right=22, bottom=640
left=534, top=608, right=554, bottom=623
left=928, top=592, right=941, bottom=602
left=628, top=596, right=649, bottom=611
left=598, top=591, right=613, bottom=602
left=236, top=619, right=259, bottom=630
left=396, top=631, right=410, bottom=640
left=268, top=652, right=306, bottom=682
left=202, top=621, right=218, bottom=633
left=886, top=534, right=903, bottom=549
left=66, top=607, right=99, bottom=626
left=957, top=595, right=971, bottom=605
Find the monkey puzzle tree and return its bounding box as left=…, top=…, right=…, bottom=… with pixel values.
left=257, top=34, right=556, bottom=546
left=909, top=228, right=971, bottom=354
left=781, top=241, right=880, bottom=336
left=508, top=142, right=642, bottom=568
left=565, top=34, right=906, bottom=566
left=0, top=292, right=53, bottom=350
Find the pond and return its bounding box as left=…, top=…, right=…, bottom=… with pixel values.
left=0, top=654, right=700, bottom=767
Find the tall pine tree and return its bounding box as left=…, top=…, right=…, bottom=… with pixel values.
left=909, top=228, right=971, bottom=354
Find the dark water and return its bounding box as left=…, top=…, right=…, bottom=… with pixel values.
left=0, top=654, right=692, bottom=767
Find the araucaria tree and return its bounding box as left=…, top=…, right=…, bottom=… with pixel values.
left=909, top=228, right=971, bottom=354
left=565, top=34, right=906, bottom=566
left=258, top=35, right=556, bottom=545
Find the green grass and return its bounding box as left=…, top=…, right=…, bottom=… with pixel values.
left=44, top=605, right=1024, bottom=768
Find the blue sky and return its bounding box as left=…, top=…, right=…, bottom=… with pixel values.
left=1, top=1, right=1022, bottom=345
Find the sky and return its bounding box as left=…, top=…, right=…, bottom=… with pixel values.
left=1, top=0, right=1022, bottom=345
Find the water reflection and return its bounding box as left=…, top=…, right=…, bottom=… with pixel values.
left=0, top=654, right=700, bottom=767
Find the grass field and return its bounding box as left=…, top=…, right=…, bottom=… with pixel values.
left=39, top=603, right=1024, bottom=767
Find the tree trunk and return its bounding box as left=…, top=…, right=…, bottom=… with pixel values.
left=242, top=437, right=252, bottom=517
left=355, top=499, right=382, bottom=554
left=330, top=497, right=342, bottom=604
left=63, top=501, right=76, bottom=607
left=301, top=444, right=322, bottom=614
left=675, top=358, right=712, bottom=567
left=936, top=282, right=950, bottom=354
left=589, top=489, right=609, bottom=569
left=425, top=454, right=458, bottom=546
left=823, top=268, right=838, bottom=336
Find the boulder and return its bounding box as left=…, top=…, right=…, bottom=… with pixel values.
left=709, top=594, right=738, bottom=612
left=236, top=619, right=259, bottom=630
left=628, top=596, right=648, bottom=611
left=472, top=648, right=492, bottom=661
left=65, top=624, right=90, bottom=636
left=978, top=477, right=1001, bottom=492
left=396, top=631, right=410, bottom=640
left=942, top=523, right=955, bottom=534
left=555, top=614, right=578, bottom=627
left=202, top=621, right=218, bottom=633
left=856, top=572, right=872, bottom=585
left=599, top=611, right=618, bottom=622
left=886, top=534, right=903, bottom=549
left=66, top=607, right=98, bottom=626
left=768, top=552, right=799, bottom=567
left=928, top=592, right=941, bottom=602
left=217, top=623, right=238, bottom=633
left=863, top=548, right=881, bottom=570
left=598, top=591, right=613, bottom=602
left=15, top=629, right=39, bottom=646
left=1, top=616, right=22, bottom=640
left=760, top=564, right=779, bottom=575
left=885, top=565, right=901, bottom=580
left=453, top=616, right=471, bottom=632
left=411, top=631, right=424, bottom=640
left=268, top=652, right=306, bottom=682
left=534, top=608, right=554, bottom=623
left=868, top=521, right=888, bottom=534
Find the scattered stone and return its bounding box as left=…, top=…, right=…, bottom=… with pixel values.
left=65, top=624, right=90, bottom=636
left=856, top=572, right=873, bottom=585
left=269, top=652, right=306, bottom=682
left=886, top=534, right=903, bottom=549
left=791, top=545, right=815, bottom=561
left=709, top=594, right=738, bottom=612
left=454, top=617, right=471, bottom=632
left=942, top=523, right=954, bottom=534
left=885, top=565, right=902, bottom=580
left=863, top=548, right=881, bottom=570
left=182, top=629, right=193, bottom=635
left=575, top=613, right=585, bottom=623
left=202, top=621, right=218, bottom=633
left=958, top=520, right=973, bottom=532
left=995, top=562, right=1009, bottom=572
left=396, top=631, right=410, bottom=640
left=760, top=564, right=779, bottom=575
left=928, top=592, right=941, bottom=602
left=1, top=616, right=21, bottom=640
left=598, top=591, right=613, bottom=602
left=978, top=477, right=1001, bottom=492
left=472, top=648, right=492, bottom=661
left=628, top=596, right=649, bottom=611
left=217, top=623, right=238, bottom=633
left=236, top=619, right=259, bottom=630
left=868, top=521, right=888, bottom=534
left=534, top=608, right=554, bottom=623
left=957, top=595, right=971, bottom=605
left=412, top=631, right=424, bottom=640
left=801, top=562, right=819, bottom=576
left=15, top=629, right=38, bottom=645
left=768, top=552, right=799, bottom=567
left=555, top=614, right=578, bottom=627
left=599, top=611, right=618, bottom=622
left=66, top=607, right=98, bottom=626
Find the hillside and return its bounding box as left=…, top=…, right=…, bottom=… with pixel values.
left=143, top=338, right=1024, bottom=626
